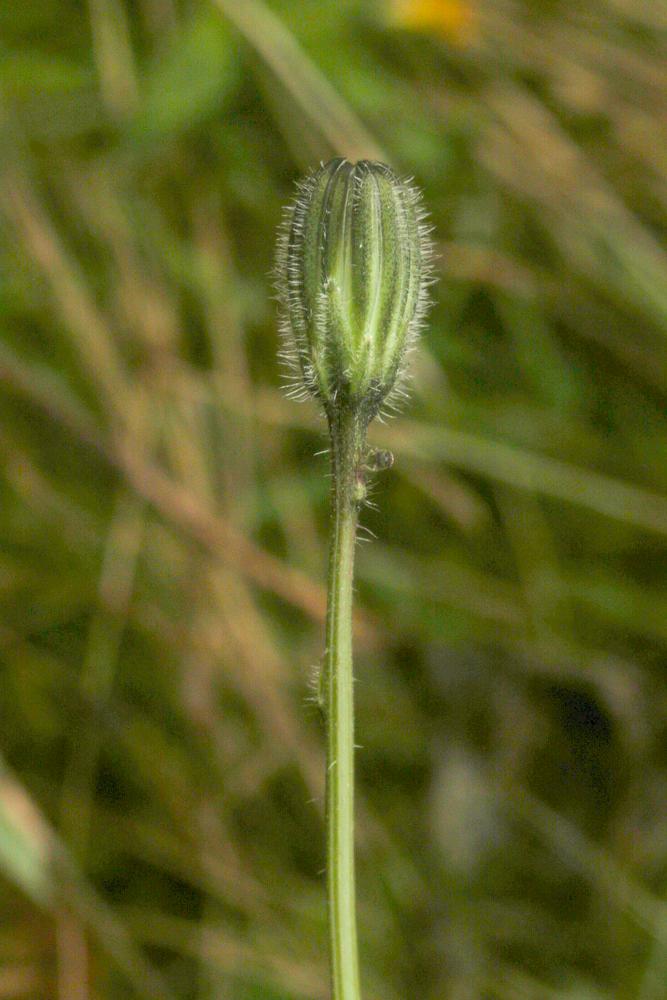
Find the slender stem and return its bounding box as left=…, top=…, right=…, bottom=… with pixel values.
left=324, top=406, right=366, bottom=1000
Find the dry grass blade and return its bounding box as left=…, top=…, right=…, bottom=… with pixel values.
left=390, top=420, right=667, bottom=537
left=0, top=758, right=177, bottom=1000
left=212, top=0, right=385, bottom=162
left=0, top=169, right=130, bottom=413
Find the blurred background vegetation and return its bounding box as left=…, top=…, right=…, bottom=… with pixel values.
left=1, top=0, right=667, bottom=997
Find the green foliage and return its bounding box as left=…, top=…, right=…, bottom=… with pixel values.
left=0, top=0, right=666, bottom=997
left=131, top=9, right=238, bottom=142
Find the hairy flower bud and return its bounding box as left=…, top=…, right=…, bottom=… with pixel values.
left=276, top=158, right=433, bottom=421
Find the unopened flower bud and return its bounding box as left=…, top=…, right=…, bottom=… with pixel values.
left=276, top=158, right=433, bottom=421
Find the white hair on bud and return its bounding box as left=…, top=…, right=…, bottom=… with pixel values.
left=274, top=159, right=436, bottom=424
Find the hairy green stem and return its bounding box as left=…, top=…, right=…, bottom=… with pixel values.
left=324, top=406, right=366, bottom=1000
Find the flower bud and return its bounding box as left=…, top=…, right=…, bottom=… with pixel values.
left=276, top=158, right=433, bottom=421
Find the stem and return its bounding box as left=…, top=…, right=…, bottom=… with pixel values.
left=325, top=406, right=366, bottom=1000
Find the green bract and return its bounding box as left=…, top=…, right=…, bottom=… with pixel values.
left=276, top=158, right=433, bottom=421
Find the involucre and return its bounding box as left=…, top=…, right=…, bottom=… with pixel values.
left=276, top=158, right=433, bottom=422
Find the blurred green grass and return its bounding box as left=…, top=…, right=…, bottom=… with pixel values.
left=1, top=0, right=667, bottom=997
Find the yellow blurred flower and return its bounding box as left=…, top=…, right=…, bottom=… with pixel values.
left=390, top=0, right=476, bottom=45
